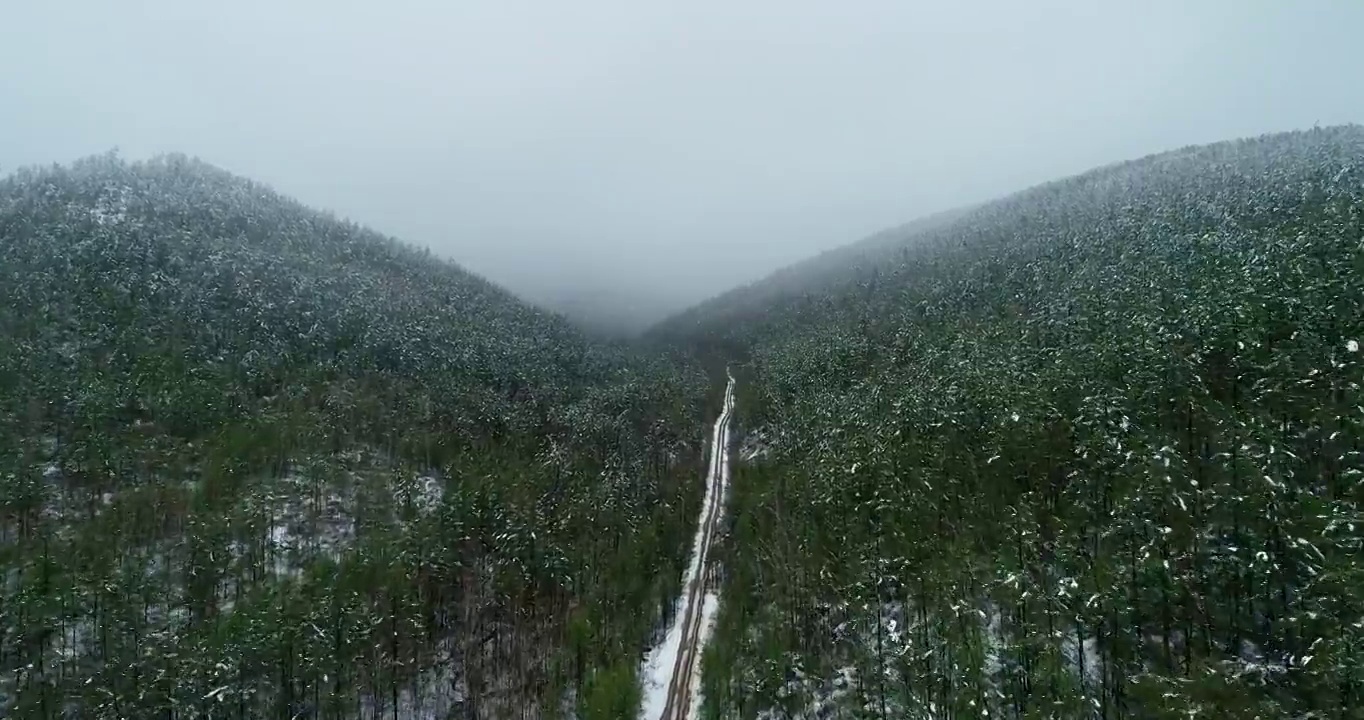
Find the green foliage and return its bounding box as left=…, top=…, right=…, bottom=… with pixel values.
left=580, top=662, right=644, bottom=720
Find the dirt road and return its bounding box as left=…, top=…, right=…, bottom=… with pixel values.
left=641, top=373, right=735, bottom=720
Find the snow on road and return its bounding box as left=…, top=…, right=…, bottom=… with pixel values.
left=640, top=373, right=736, bottom=720
left=685, top=591, right=722, bottom=712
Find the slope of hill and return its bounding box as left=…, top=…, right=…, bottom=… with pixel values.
left=0, top=152, right=712, bottom=718
left=656, top=126, right=1364, bottom=718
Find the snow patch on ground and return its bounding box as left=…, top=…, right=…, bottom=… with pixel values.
left=1062, top=629, right=1103, bottom=686
left=983, top=604, right=1006, bottom=680
left=685, top=591, right=722, bottom=719
left=248, top=460, right=445, bottom=578
left=758, top=665, right=858, bottom=720
left=253, top=470, right=356, bottom=578
left=406, top=474, right=445, bottom=516
left=640, top=589, right=694, bottom=720
left=357, top=638, right=466, bottom=720
left=739, top=428, right=773, bottom=461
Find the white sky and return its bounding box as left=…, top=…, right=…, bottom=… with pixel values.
left=4, top=1, right=1362, bottom=324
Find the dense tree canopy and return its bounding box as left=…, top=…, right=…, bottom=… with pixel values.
left=657, top=126, right=1364, bottom=719
left=0, top=153, right=712, bottom=718
left=5, top=125, right=1363, bottom=719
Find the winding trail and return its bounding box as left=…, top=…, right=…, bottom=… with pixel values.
left=640, top=373, right=736, bottom=720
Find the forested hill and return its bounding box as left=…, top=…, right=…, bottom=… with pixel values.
left=654, top=126, right=1364, bottom=718
left=0, top=153, right=711, bottom=717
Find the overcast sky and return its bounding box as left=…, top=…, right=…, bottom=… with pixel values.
left=5, top=1, right=1363, bottom=325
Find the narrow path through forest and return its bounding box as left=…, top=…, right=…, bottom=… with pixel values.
left=640, top=373, right=735, bottom=720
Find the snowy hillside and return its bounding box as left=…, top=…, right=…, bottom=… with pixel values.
left=0, top=152, right=710, bottom=718
left=658, top=126, right=1364, bottom=718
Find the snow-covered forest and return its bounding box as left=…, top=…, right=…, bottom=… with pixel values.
left=4, top=125, right=1364, bottom=719
left=0, top=153, right=717, bottom=718
left=656, top=126, right=1364, bottom=718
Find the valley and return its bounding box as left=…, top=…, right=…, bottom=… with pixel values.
left=3, top=126, right=1364, bottom=718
